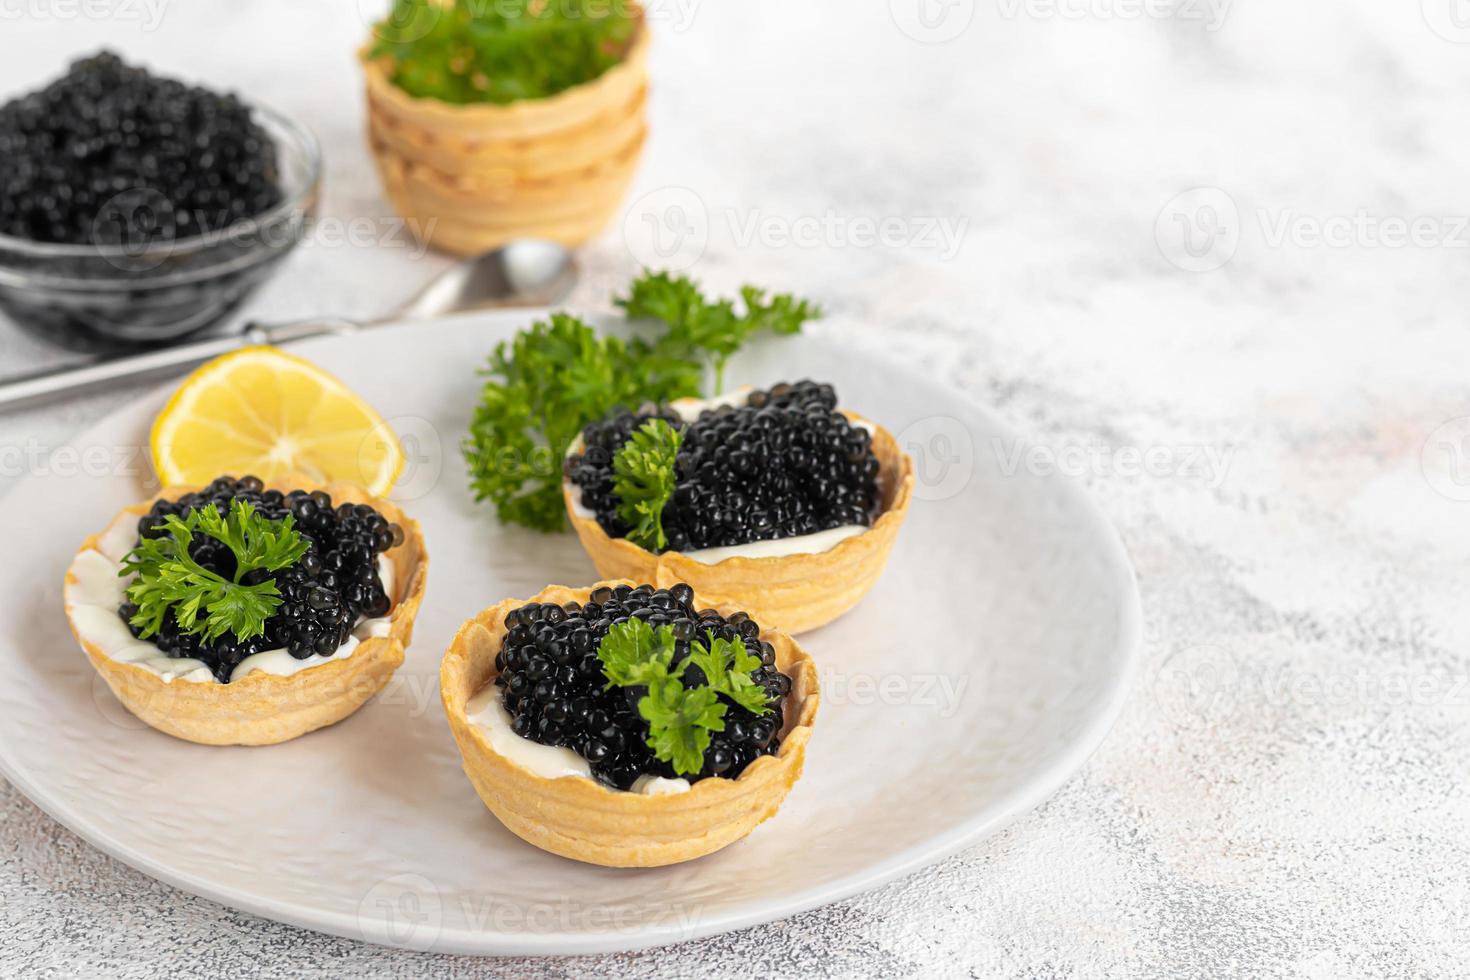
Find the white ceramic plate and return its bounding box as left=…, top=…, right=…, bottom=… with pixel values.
left=0, top=314, right=1140, bottom=955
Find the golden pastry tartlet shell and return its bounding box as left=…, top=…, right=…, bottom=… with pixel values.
left=360, top=11, right=649, bottom=256
left=440, top=581, right=820, bottom=868
left=565, top=411, right=915, bottom=635
left=64, top=478, right=428, bottom=746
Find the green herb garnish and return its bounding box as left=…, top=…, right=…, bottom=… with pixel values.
left=463, top=311, right=699, bottom=533
left=685, top=631, right=773, bottom=715
left=641, top=682, right=726, bottom=779
left=370, top=0, right=637, bottom=105
left=596, top=618, right=775, bottom=776
left=596, top=615, right=677, bottom=689
left=463, top=271, right=821, bottom=533
left=120, top=499, right=309, bottom=644
left=611, top=418, right=683, bottom=552
left=617, top=272, right=822, bottom=394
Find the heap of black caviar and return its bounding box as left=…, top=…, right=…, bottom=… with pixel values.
left=566, top=380, right=881, bottom=552
left=118, top=476, right=403, bottom=683
left=0, top=52, right=282, bottom=245
left=495, top=583, right=791, bottom=790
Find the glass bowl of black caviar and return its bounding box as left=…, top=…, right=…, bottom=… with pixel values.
left=0, top=52, right=321, bottom=347
left=440, top=580, right=820, bottom=867
left=561, top=380, right=916, bottom=635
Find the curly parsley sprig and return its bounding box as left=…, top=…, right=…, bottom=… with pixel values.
left=685, top=631, right=773, bottom=715
left=120, top=499, right=308, bottom=644
left=617, top=272, right=822, bottom=394
left=463, top=312, right=699, bottom=532
left=611, top=418, right=683, bottom=552
left=597, top=617, right=775, bottom=776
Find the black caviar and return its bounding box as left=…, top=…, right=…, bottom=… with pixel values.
left=495, top=583, right=791, bottom=790
left=118, top=475, right=403, bottom=683
left=0, top=52, right=281, bottom=245
left=566, top=380, right=881, bottom=552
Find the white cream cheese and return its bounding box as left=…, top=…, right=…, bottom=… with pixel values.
left=564, top=389, right=873, bottom=562
left=63, top=512, right=395, bottom=685
left=630, top=774, right=694, bottom=795
left=465, top=684, right=691, bottom=796
left=680, top=523, right=868, bottom=564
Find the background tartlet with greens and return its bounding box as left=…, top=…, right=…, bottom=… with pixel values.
left=362, top=0, right=649, bottom=256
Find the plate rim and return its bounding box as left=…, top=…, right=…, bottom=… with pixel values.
left=0, top=315, right=1143, bottom=955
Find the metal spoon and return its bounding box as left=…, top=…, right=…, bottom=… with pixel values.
left=0, top=239, right=578, bottom=411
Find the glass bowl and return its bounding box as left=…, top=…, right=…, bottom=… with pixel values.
left=0, top=104, right=322, bottom=348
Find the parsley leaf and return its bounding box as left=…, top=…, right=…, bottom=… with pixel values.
left=192, top=496, right=310, bottom=573
left=611, top=418, right=683, bottom=552
left=596, top=616, right=676, bottom=688
left=370, top=0, right=638, bottom=106
left=640, top=683, right=725, bottom=777
left=596, top=618, right=775, bottom=776
left=463, top=313, right=700, bottom=533
left=120, top=499, right=309, bottom=644
left=686, top=631, right=776, bottom=716
left=598, top=620, right=723, bottom=775
left=618, top=271, right=822, bottom=393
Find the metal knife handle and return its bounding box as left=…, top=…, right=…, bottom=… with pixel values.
left=0, top=318, right=359, bottom=412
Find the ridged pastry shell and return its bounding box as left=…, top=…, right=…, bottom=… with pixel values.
left=369, top=128, right=642, bottom=256
left=440, top=581, right=820, bottom=868
left=63, top=479, right=428, bottom=746
left=564, top=413, right=915, bottom=635
left=361, top=13, right=649, bottom=255
left=371, top=126, right=646, bottom=216
left=366, top=83, right=647, bottom=180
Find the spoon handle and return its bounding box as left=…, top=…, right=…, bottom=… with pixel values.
left=0, top=318, right=359, bottom=412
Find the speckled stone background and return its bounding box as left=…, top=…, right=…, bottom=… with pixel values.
left=3, top=1, right=1469, bottom=976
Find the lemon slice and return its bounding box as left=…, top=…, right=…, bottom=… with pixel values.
left=151, top=347, right=404, bottom=496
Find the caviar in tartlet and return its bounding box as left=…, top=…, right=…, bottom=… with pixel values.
left=494, top=583, right=791, bottom=791
left=117, top=476, right=403, bottom=683
left=0, top=52, right=281, bottom=245
left=565, top=380, right=881, bottom=552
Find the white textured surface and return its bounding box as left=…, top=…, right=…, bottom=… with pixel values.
left=2, top=0, right=1468, bottom=976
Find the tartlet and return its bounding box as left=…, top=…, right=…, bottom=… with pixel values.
left=440, top=581, right=820, bottom=867
left=63, top=477, right=428, bottom=746
left=563, top=388, right=915, bottom=635
left=361, top=9, right=649, bottom=256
